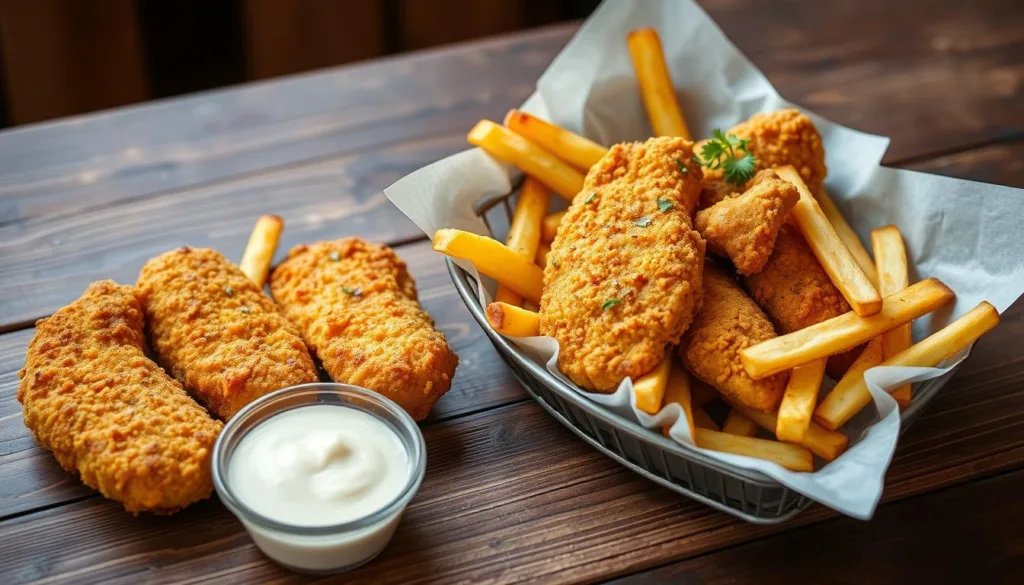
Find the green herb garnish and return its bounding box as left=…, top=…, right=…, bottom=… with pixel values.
left=675, top=157, right=689, bottom=175
left=695, top=129, right=758, bottom=185
left=224, top=285, right=235, bottom=297
left=602, top=298, right=622, bottom=311
left=329, top=250, right=341, bottom=262
left=657, top=197, right=675, bottom=213
left=240, top=306, right=251, bottom=314
left=635, top=216, right=652, bottom=227
left=551, top=258, right=559, bottom=267
left=342, top=286, right=363, bottom=297
left=584, top=191, right=597, bottom=204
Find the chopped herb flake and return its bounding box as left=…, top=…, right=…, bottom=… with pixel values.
left=584, top=191, right=597, bottom=204
left=240, top=306, right=251, bottom=314
left=635, top=216, right=652, bottom=227
left=657, top=198, right=675, bottom=213
left=342, top=286, right=363, bottom=297
left=602, top=298, right=622, bottom=311
left=551, top=258, right=558, bottom=267
left=224, top=285, right=235, bottom=297
left=675, top=158, right=689, bottom=175
left=329, top=250, right=341, bottom=262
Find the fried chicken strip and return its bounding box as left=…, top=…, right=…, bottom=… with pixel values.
left=680, top=264, right=788, bottom=412
left=18, top=281, right=223, bottom=514
left=137, top=248, right=318, bottom=420
left=695, top=170, right=799, bottom=275
left=541, top=137, right=705, bottom=391
left=270, top=239, right=459, bottom=421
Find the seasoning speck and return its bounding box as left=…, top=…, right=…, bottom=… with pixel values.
left=240, top=306, right=251, bottom=314
left=342, top=286, right=363, bottom=297
left=657, top=198, right=675, bottom=213
left=329, top=250, right=341, bottom=262
left=635, top=216, right=652, bottom=227
left=584, top=191, right=597, bottom=204
left=224, top=285, right=235, bottom=297
left=602, top=298, right=622, bottom=311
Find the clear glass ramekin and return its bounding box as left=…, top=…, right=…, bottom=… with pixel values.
left=212, top=383, right=426, bottom=574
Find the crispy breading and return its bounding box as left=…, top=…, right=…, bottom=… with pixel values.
left=730, top=109, right=827, bottom=196
left=270, top=239, right=459, bottom=421
left=137, top=248, right=318, bottom=420
left=743, top=226, right=861, bottom=378
left=695, top=170, right=799, bottom=275
left=17, top=281, right=223, bottom=514
left=540, top=137, right=705, bottom=391
left=680, top=264, right=788, bottom=413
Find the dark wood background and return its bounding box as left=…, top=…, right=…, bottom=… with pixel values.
left=0, top=0, right=1022, bottom=583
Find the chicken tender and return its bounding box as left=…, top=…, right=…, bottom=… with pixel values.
left=270, top=239, right=459, bottom=421
left=695, top=170, right=799, bottom=275
left=18, top=281, right=222, bottom=514
left=680, top=264, right=788, bottom=412
left=138, top=248, right=318, bottom=420
left=541, top=137, right=705, bottom=391
left=743, top=226, right=861, bottom=378
left=729, top=109, right=827, bottom=196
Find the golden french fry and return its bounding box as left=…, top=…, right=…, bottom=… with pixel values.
left=239, top=214, right=283, bottom=287
left=695, top=428, right=814, bottom=472
left=775, top=166, right=881, bottom=317
left=535, top=242, right=552, bottom=269
left=873, top=225, right=912, bottom=409
left=504, top=110, right=608, bottom=172
left=496, top=177, right=551, bottom=306
left=775, top=358, right=827, bottom=443
left=817, top=189, right=878, bottom=286
left=722, top=410, right=760, bottom=438
left=813, top=338, right=885, bottom=431
left=693, top=406, right=719, bottom=431
left=731, top=403, right=849, bottom=461
left=740, top=278, right=955, bottom=379
left=692, top=380, right=719, bottom=406
left=633, top=353, right=672, bottom=415
left=662, top=363, right=695, bottom=439
left=468, top=120, right=585, bottom=200
left=627, top=28, right=691, bottom=139
left=433, top=229, right=543, bottom=304
left=485, top=302, right=540, bottom=338
left=541, top=211, right=566, bottom=243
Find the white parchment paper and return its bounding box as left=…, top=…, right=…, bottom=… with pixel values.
left=384, top=0, right=1024, bottom=519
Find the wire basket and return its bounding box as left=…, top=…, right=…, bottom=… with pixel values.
left=447, top=189, right=957, bottom=524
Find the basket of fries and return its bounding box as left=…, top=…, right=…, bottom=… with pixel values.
left=384, top=0, right=1024, bottom=522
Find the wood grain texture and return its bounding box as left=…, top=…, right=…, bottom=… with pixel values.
left=610, top=469, right=1024, bottom=584
left=904, top=139, right=1024, bottom=188
left=0, top=239, right=525, bottom=519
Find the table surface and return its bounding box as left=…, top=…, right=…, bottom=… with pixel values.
left=1, top=0, right=1022, bottom=583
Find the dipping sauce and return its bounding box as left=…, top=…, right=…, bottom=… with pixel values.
left=229, top=404, right=410, bottom=527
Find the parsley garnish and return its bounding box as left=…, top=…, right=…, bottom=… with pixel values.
left=657, top=198, right=674, bottom=213
left=342, top=286, right=363, bottom=297
left=635, top=216, right=652, bottom=227
left=551, top=258, right=558, bottom=267
left=329, top=250, right=341, bottom=262
left=675, top=158, right=689, bottom=175
left=584, top=191, right=597, bottom=204
left=224, top=285, right=235, bottom=297
left=602, top=298, right=622, bottom=311
left=695, top=129, right=758, bottom=185
left=240, top=306, right=251, bottom=314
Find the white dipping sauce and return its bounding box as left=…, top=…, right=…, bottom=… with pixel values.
left=229, top=405, right=410, bottom=527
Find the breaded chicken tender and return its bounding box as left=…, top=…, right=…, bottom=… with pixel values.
left=270, top=239, right=459, bottom=421
left=18, top=281, right=223, bottom=514
left=541, top=137, right=705, bottom=391
left=695, top=170, right=799, bottom=275
left=743, top=226, right=860, bottom=378
left=680, top=264, right=788, bottom=412
left=138, top=248, right=318, bottom=420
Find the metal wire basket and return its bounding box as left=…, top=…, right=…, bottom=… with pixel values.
left=446, top=188, right=956, bottom=524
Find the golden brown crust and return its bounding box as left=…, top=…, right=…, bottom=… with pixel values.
left=137, top=248, right=318, bottom=420
left=728, top=109, right=827, bottom=196
left=269, top=239, right=458, bottom=421
left=17, top=281, right=223, bottom=514
left=540, top=137, right=705, bottom=391
left=695, top=170, right=799, bottom=275
left=680, top=264, right=787, bottom=412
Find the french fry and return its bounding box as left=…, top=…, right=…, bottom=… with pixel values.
left=692, top=379, right=719, bottom=406
left=433, top=229, right=543, bottom=304
left=775, top=358, right=827, bottom=442
left=535, top=242, right=552, bottom=269
left=468, top=120, right=585, bottom=200
left=662, top=363, right=695, bottom=439
left=504, top=110, right=608, bottom=172
left=873, top=226, right=912, bottom=409
left=693, top=407, right=719, bottom=431
left=239, top=214, right=283, bottom=287
left=813, top=338, right=885, bottom=431
left=627, top=28, right=691, bottom=139
left=740, top=277, right=955, bottom=379
left=775, top=166, right=881, bottom=317
left=485, top=302, right=540, bottom=338
left=821, top=303, right=1000, bottom=431
left=633, top=353, right=672, bottom=415
left=722, top=410, right=760, bottom=438
left=695, top=428, right=814, bottom=472
left=818, top=189, right=879, bottom=286
left=495, top=177, right=550, bottom=306
left=541, top=211, right=566, bottom=243
left=731, top=403, right=849, bottom=461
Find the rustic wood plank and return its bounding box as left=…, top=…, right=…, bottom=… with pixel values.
left=903, top=139, right=1024, bottom=187
left=0, top=132, right=469, bottom=330
left=0, top=299, right=1020, bottom=583
left=610, top=469, right=1024, bottom=585
left=0, top=239, right=525, bottom=519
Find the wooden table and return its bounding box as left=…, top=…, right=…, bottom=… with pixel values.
left=1, top=1, right=1022, bottom=583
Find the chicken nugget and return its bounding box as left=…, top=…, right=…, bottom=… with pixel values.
left=137, top=247, right=318, bottom=420
left=680, top=263, right=788, bottom=413
left=541, top=137, right=705, bottom=391
left=729, top=109, right=827, bottom=196
left=269, top=239, right=459, bottom=421
left=18, top=281, right=223, bottom=514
